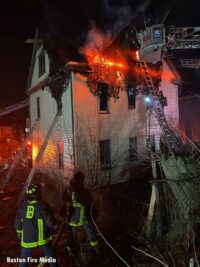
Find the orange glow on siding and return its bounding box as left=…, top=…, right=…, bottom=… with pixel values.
left=32, top=144, right=39, bottom=161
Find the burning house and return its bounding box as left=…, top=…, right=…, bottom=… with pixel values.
left=26, top=28, right=181, bottom=185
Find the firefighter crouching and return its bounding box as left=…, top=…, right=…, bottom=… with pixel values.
left=61, top=171, right=99, bottom=254
left=15, top=184, right=58, bottom=267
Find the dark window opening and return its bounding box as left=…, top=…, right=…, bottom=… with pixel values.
left=100, top=140, right=111, bottom=168
left=58, top=140, right=64, bottom=169
left=38, top=51, right=45, bottom=77
left=129, top=137, right=137, bottom=161
left=127, top=87, right=136, bottom=109
left=36, top=97, right=40, bottom=119
left=98, top=83, right=109, bottom=112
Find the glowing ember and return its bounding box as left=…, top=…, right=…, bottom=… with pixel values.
left=136, top=51, right=140, bottom=61
left=93, top=55, right=125, bottom=68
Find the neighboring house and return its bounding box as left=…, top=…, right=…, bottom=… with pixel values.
left=179, top=94, right=200, bottom=142
left=26, top=36, right=181, bottom=185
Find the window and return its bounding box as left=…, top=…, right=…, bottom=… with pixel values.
left=98, top=83, right=109, bottom=112
left=99, top=140, right=111, bottom=168
left=38, top=51, right=45, bottom=77
left=129, top=137, right=137, bottom=161
left=127, top=87, right=136, bottom=109
left=58, top=140, right=64, bottom=169
left=36, top=97, right=40, bottom=119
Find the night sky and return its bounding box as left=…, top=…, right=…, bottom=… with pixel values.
left=0, top=0, right=200, bottom=109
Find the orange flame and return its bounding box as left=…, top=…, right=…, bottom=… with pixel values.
left=136, top=51, right=139, bottom=61
left=93, top=55, right=126, bottom=68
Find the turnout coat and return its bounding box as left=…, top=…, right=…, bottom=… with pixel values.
left=15, top=199, right=54, bottom=248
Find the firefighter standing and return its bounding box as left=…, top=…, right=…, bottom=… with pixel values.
left=15, top=184, right=58, bottom=267
left=61, top=171, right=99, bottom=254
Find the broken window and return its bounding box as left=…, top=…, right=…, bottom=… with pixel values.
left=98, top=83, right=109, bottom=112
left=127, top=87, right=136, bottom=109
left=129, top=137, right=137, bottom=161
left=99, top=140, right=111, bottom=168
left=38, top=51, right=45, bottom=77
left=36, top=97, right=40, bottom=119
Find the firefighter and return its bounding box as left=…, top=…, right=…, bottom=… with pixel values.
left=15, top=184, right=58, bottom=267
left=61, top=171, right=99, bottom=254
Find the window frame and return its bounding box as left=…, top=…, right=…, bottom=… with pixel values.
left=98, top=83, right=110, bottom=113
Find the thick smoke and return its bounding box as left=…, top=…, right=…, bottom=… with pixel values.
left=79, top=23, right=111, bottom=61
left=79, top=0, right=151, bottom=61
left=102, top=0, right=151, bottom=36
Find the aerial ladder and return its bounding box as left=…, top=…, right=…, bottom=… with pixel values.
left=136, top=24, right=200, bottom=236
left=136, top=24, right=200, bottom=154
left=0, top=99, right=29, bottom=117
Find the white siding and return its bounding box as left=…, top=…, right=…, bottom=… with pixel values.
left=29, top=84, right=74, bottom=184
left=72, top=72, right=147, bottom=185
left=29, top=47, right=50, bottom=90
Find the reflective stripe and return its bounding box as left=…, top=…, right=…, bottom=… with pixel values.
left=29, top=200, right=37, bottom=204
left=38, top=219, right=43, bottom=242
left=90, top=241, right=98, bottom=247
left=73, top=203, right=83, bottom=208
left=21, top=235, right=52, bottom=248
left=27, top=185, right=37, bottom=195
left=72, top=192, right=77, bottom=202
left=21, top=218, right=52, bottom=248
left=16, top=230, right=22, bottom=233
left=68, top=191, right=87, bottom=227
left=79, top=205, right=84, bottom=224
left=69, top=222, right=84, bottom=227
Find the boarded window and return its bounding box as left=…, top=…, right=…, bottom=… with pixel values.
left=36, top=97, right=40, bottom=119
left=98, top=83, right=109, bottom=112
left=127, top=87, right=136, bottom=109
left=99, top=140, right=111, bottom=168
left=38, top=51, right=45, bottom=77
left=129, top=137, right=137, bottom=160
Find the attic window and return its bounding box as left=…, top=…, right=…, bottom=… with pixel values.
left=38, top=51, right=45, bottom=77
left=127, top=87, right=136, bottom=109
left=98, top=83, right=109, bottom=112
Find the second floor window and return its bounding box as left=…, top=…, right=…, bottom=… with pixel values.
left=98, top=83, right=109, bottom=112
left=38, top=51, right=45, bottom=77
left=99, top=140, right=111, bottom=168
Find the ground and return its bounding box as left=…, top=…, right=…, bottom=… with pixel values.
left=1, top=165, right=199, bottom=266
